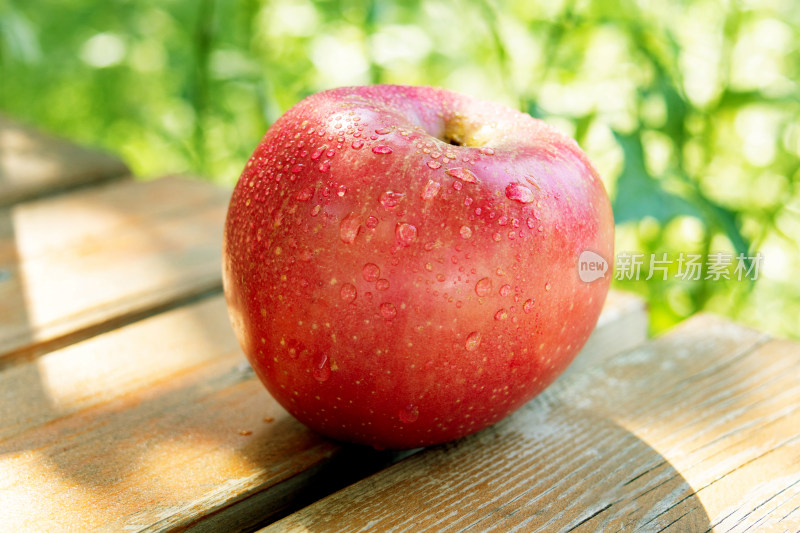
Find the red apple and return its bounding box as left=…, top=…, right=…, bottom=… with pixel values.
left=223, top=85, right=613, bottom=449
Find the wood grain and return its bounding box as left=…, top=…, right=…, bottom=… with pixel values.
left=0, top=291, right=646, bottom=532
left=0, top=115, right=129, bottom=207
left=0, top=176, right=229, bottom=363
left=264, top=314, right=800, bottom=533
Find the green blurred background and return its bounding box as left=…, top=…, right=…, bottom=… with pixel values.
left=2, top=0, right=798, bottom=338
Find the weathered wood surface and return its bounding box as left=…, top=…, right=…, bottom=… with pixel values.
left=265, top=314, right=800, bottom=533
left=0, top=291, right=646, bottom=532
left=0, top=176, right=229, bottom=363
left=0, top=115, right=129, bottom=206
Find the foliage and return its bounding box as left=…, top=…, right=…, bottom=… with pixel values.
left=1, top=0, right=798, bottom=338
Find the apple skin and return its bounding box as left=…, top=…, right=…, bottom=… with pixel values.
left=223, top=85, right=613, bottom=449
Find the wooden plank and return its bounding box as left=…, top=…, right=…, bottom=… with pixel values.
left=0, top=115, right=129, bottom=207
left=0, top=290, right=646, bottom=532
left=0, top=176, right=228, bottom=363
left=263, top=315, right=800, bottom=533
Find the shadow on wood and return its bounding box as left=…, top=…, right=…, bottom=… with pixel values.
left=0, top=291, right=649, bottom=531
left=264, top=315, right=800, bottom=532
left=0, top=115, right=129, bottom=208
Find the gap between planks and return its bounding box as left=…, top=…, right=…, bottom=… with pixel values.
left=0, top=175, right=230, bottom=367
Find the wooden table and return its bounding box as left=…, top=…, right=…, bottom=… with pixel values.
left=1, top=120, right=798, bottom=532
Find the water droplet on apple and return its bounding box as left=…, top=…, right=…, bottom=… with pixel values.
left=352, top=140, right=364, bottom=149
left=395, top=223, right=418, bottom=246
left=505, top=183, right=535, bottom=204
left=494, top=308, right=508, bottom=321
left=337, top=184, right=347, bottom=196
left=366, top=215, right=379, bottom=228
left=376, top=278, right=390, bottom=291
left=499, top=284, right=511, bottom=297
left=363, top=263, right=380, bottom=282
left=427, top=161, right=442, bottom=169
left=479, top=147, right=495, bottom=156
left=340, top=283, right=357, bottom=303
left=311, top=204, right=322, bottom=217
left=312, top=353, right=331, bottom=382
left=475, top=277, right=492, bottom=297
left=380, top=302, right=397, bottom=319
left=311, top=147, right=325, bottom=160
left=459, top=225, right=472, bottom=239
left=445, top=168, right=478, bottom=183
left=375, top=127, right=391, bottom=135
left=339, top=212, right=362, bottom=243
left=453, top=181, right=463, bottom=191
left=319, top=161, right=331, bottom=172
left=380, top=190, right=405, bottom=209
left=399, top=404, right=419, bottom=423
left=498, top=215, right=508, bottom=226
left=526, top=217, right=536, bottom=229
left=523, top=299, right=535, bottom=313
left=545, top=282, right=552, bottom=291
left=296, top=187, right=314, bottom=202
left=292, top=164, right=305, bottom=173
left=326, top=149, right=336, bottom=157
left=465, top=331, right=482, bottom=351
left=421, top=180, right=441, bottom=200
left=424, top=262, right=434, bottom=271
left=372, top=145, right=393, bottom=154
